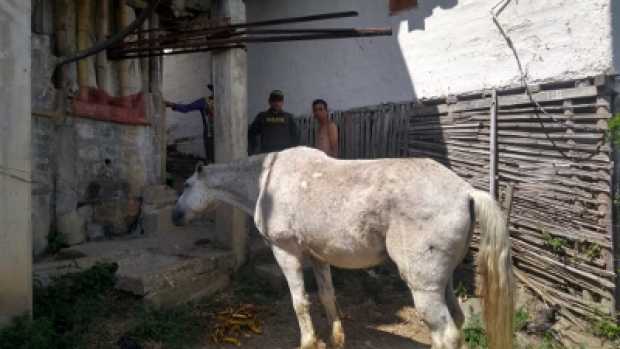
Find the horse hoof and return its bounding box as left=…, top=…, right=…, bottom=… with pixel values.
left=330, top=322, right=345, bottom=348
left=300, top=339, right=326, bottom=349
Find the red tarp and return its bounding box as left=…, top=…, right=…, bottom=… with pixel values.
left=73, top=87, right=149, bottom=126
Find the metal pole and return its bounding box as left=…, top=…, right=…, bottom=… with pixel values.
left=490, top=89, right=498, bottom=198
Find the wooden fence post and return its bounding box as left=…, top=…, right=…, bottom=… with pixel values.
left=490, top=89, right=498, bottom=198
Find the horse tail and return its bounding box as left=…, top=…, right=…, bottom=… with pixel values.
left=470, top=190, right=515, bottom=349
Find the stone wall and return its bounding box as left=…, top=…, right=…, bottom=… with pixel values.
left=30, top=2, right=164, bottom=255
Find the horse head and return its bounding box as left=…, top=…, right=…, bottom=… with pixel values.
left=172, top=162, right=219, bottom=226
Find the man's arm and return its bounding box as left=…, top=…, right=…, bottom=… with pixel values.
left=328, top=123, right=339, bottom=158
left=168, top=97, right=207, bottom=114
left=248, top=113, right=263, bottom=154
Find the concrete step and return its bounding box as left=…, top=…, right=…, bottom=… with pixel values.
left=34, top=228, right=233, bottom=307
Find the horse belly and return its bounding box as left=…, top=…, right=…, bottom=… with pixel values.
left=305, top=230, right=388, bottom=269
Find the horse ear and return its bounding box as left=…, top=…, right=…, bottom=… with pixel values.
left=195, top=161, right=205, bottom=174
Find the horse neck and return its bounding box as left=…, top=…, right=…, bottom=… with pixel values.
left=203, top=154, right=269, bottom=215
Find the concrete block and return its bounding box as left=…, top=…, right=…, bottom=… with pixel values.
left=57, top=210, right=86, bottom=245
left=143, top=185, right=177, bottom=207
left=115, top=249, right=234, bottom=307
left=142, top=205, right=176, bottom=235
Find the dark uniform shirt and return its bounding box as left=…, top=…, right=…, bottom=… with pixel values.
left=248, top=109, right=300, bottom=154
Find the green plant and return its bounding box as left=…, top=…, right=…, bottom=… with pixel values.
left=592, top=316, right=620, bottom=341
left=0, top=263, right=118, bottom=349
left=127, top=305, right=202, bottom=349
left=514, top=307, right=529, bottom=332
left=581, top=241, right=602, bottom=261
left=46, top=231, right=68, bottom=254
left=542, top=231, right=568, bottom=254
left=464, top=314, right=488, bottom=349
left=607, top=113, right=620, bottom=145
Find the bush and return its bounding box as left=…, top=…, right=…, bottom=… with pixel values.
left=0, top=263, right=118, bottom=349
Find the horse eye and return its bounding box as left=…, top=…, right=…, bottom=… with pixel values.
left=184, top=182, right=191, bottom=189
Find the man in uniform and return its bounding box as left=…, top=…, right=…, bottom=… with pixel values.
left=312, top=99, right=339, bottom=157
left=248, top=90, right=300, bottom=154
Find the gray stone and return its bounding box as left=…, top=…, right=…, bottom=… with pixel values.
left=32, top=194, right=52, bottom=255
left=57, top=210, right=86, bottom=245
left=31, top=34, right=57, bottom=111
left=75, top=122, right=95, bottom=140
left=86, top=223, right=105, bottom=241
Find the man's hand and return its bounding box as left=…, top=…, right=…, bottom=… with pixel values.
left=164, top=100, right=175, bottom=109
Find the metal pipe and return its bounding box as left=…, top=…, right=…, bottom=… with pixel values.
left=109, top=29, right=393, bottom=56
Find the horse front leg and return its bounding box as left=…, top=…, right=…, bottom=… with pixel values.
left=310, top=258, right=345, bottom=349
left=271, top=244, right=323, bottom=349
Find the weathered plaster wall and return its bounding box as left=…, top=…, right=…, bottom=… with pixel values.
left=29, top=2, right=164, bottom=254
left=163, top=52, right=212, bottom=158
left=0, top=0, right=33, bottom=324
left=246, top=0, right=614, bottom=116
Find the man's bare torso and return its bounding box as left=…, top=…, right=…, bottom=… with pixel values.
left=316, top=122, right=338, bottom=157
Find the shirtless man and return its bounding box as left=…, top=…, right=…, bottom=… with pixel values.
left=312, top=99, right=339, bottom=157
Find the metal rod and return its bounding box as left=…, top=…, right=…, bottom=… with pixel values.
left=133, top=10, right=360, bottom=35
left=117, top=27, right=389, bottom=49
left=109, top=45, right=246, bottom=60
left=109, top=29, right=393, bottom=56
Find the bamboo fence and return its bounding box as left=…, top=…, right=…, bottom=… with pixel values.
left=295, top=77, right=617, bottom=325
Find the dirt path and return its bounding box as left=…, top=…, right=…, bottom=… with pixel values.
left=205, top=268, right=432, bottom=349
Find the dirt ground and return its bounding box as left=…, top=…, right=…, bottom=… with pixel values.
left=203, top=266, right=433, bottom=349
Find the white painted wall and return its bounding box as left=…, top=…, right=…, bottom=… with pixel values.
left=163, top=52, right=211, bottom=157
left=0, top=0, right=33, bottom=324
left=246, top=0, right=615, bottom=117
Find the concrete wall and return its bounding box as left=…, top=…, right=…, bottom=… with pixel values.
left=0, top=0, right=33, bottom=324
left=246, top=0, right=614, bottom=116
left=163, top=52, right=212, bottom=158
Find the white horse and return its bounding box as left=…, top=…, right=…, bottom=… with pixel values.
left=172, top=146, right=514, bottom=349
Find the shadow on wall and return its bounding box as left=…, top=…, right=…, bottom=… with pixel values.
left=394, top=1, right=459, bottom=167
left=398, top=0, right=458, bottom=31
left=246, top=0, right=423, bottom=117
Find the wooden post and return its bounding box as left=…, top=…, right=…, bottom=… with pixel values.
left=54, top=0, right=78, bottom=93
left=0, top=0, right=33, bottom=325
left=77, top=0, right=96, bottom=91
left=213, top=0, right=248, bottom=269
left=96, top=0, right=112, bottom=93
left=118, top=0, right=130, bottom=96
left=489, top=89, right=498, bottom=198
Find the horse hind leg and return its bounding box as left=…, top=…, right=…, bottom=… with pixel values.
left=412, top=289, right=463, bottom=349
left=310, top=258, right=345, bottom=349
